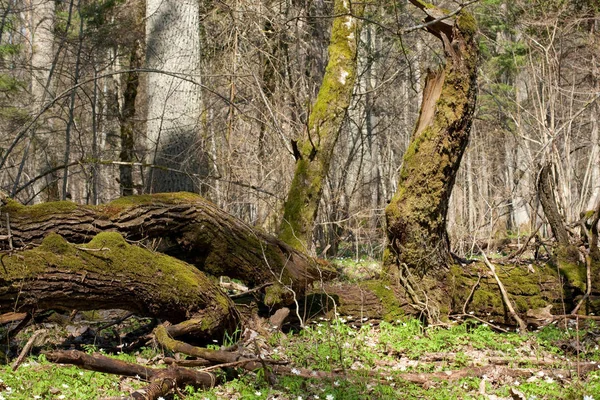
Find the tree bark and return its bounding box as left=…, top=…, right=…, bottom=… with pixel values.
left=537, top=163, right=570, bottom=246
left=119, top=6, right=144, bottom=197
left=278, top=0, right=364, bottom=251
left=145, top=0, right=205, bottom=193
left=0, top=231, right=238, bottom=338
left=308, top=260, right=567, bottom=324
left=383, top=2, right=479, bottom=318
left=0, top=192, right=331, bottom=305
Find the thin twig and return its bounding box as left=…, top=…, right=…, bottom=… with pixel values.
left=462, top=273, right=482, bottom=315
left=451, top=314, right=509, bottom=333
left=12, top=329, right=45, bottom=371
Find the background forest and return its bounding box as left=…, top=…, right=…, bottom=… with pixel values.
left=1, top=1, right=600, bottom=399
left=0, top=0, right=598, bottom=259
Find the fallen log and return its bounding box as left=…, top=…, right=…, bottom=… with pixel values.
left=0, top=192, right=333, bottom=304
left=305, top=261, right=566, bottom=325
left=0, top=232, right=238, bottom=339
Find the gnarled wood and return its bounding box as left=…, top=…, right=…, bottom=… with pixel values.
left=0, top=232, right=238, bottom=339
left=46, top=350, right=217, bottom=399
left=384, top=2, right=479, bottom=320
left=0, top=192, right=332, bottom=301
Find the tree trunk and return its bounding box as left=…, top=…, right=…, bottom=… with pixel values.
left=27, top=0, right=60, bottom=203
left=383, top=2, right=478, bottom=318
left=0, top=192, right=330, bottom=306
left=145, top=0, right=205, bottom=193
left=0, top=232, right=238, bottom=339
left=537, top=163, right=570, bottom=247
left=278, top=0, right=364, bottom=251
left=119, top=6, right=144, bottom=197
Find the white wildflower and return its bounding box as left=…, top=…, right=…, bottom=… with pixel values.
left=334, top=380, right=340, bottom=386
left=583, top=395, right=594, bottom=400
left=62, top=383, right=69, bottom=389
left=326, top=395, right=334, bottom=400
left=255, top=391, right=261, bottom=396
left=291, top=368, right=301, bottom=375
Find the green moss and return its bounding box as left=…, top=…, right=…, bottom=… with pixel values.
left=102, top=192, right=203, bottom=216
left=2, top=199, right=78, bottom=219
left=556, top=245, right=586, bottom=291
left=40, top=233, right=73, bottom=255
left=1, top=232, right=217, bottom=309
left=449, top=262, right=561, bottom=315
left=457, top=11, right=478, bottom=36
left=264, top=284, right=289, bottom=307
left=364, top=280, right=404, bottom=322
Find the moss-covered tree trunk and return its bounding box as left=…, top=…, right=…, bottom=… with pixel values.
left=278, top=0, right=364, bottom=251
left=0, top=192, right=331, bottom=306
left=383, top=1, right=478, bottom=319
left=0, top=232, right=238, bottom=339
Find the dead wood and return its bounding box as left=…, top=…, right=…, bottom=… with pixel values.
left=12, top=329, right=45, bottom=371
left=479, top=248, right=528, bottom=332
left=0, top=232, right=238, bottom=339
left=0, top=193, right=331, bottom=300
left=46, top=350, right=217, bottom=399
left=0, top=312, right=27, bottom=324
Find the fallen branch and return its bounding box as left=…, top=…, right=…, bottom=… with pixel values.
left=12, top=329, right=45, bottom=371
left=46, top=350, right=217, bottom=399
left=479, top=247, right=527, bottom=332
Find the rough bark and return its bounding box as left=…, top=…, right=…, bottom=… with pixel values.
left=537, top=163, right=570, bottom=246
left=537, top=163, right=587, bottom=293
left=0, top=231, right=238, bottom=338
left=145, top=0, right=205, bottom=193
left=0, top=192, right=331, bottom=304
left=383, top=2, right=478, bottom=318
left=119, top=7, right=144, bottom=197
left=307, top=261, right=566, bottom=324
left=27, top=0, right=60, bottom=203
left=278, top=0, right=364, bottom=251
left=46, top=350, right=217, bottom=394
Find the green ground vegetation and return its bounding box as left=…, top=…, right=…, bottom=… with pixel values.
left=2, top=317, right=600, bottom=399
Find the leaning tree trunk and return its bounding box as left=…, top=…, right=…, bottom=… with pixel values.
left=0, top=192, right=331, bottom=306
left=0, top=231, right=238, bottom=339
left=278, top=0, right=364, bottom=251
left=383, top=1, right=478, bottom=319
left=537, top=163, right=587, bottom=293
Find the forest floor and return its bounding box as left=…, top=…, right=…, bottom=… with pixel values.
left=1, top=259, right=600, bottom=399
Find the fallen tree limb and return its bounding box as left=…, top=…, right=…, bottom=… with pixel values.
left=46, top=350, right=217, bottom=399
left=0, top=193, right=331, bottom=300
left=0, top=232, right=238, bottom=339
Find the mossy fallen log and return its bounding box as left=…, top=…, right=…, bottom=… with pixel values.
left=307, top=261, right=568, bottom=326
left=0, top=192, right=332, bottom=303
left=0, top=232, right=238, bottom=339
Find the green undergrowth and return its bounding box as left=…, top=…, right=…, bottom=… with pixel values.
left=2, top=319, right=600, bottom=399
